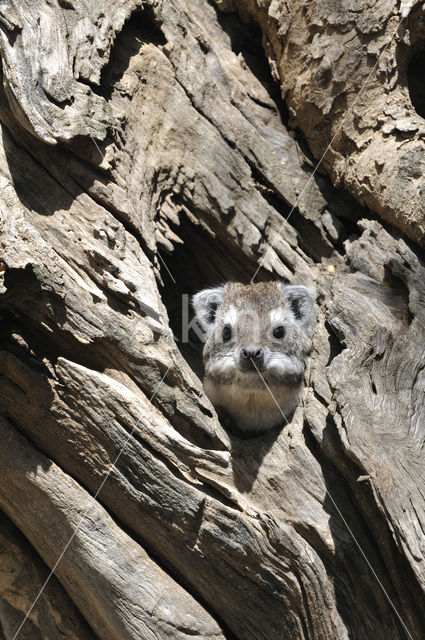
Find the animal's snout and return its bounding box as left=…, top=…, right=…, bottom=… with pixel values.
left=241, top=347, right=263, bottom=359
left=240, top=346, right=264, bottom=367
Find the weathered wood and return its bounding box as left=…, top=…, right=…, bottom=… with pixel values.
left=0, top=1, right=424, bottom=639
left=0, top=415, right=225, bottom=640
left=0, top=514, right=96, bottom=640
left=213, top=0, right=425, bottom=245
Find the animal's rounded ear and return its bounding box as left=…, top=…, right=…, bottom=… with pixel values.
left=192, top=286, right=225, bottom=333
left=279, top=284, right=316, bottom=333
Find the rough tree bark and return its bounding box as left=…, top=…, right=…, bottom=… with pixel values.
left=0, top=1, right=424, bottom=639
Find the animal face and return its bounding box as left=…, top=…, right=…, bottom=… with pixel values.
left=192, top=282, right=315, bottom=389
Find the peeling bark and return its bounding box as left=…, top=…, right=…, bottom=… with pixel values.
left=0, top=1, right=424, bottom=639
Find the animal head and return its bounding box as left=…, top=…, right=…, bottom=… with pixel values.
left=192, top=281, right=315, bottom=388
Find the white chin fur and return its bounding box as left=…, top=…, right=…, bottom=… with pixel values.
left=267, top=353, right=303, bottom=377
left=206, top=362, right=266, bottom=388
left=205, top=355, right=238, bottom=377
left=207, top=353, right=301, bottom=386
left=204, top=378, right=302, bottom=432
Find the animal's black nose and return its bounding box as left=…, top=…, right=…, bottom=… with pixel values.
left=241, top=347, right=263, bottom=360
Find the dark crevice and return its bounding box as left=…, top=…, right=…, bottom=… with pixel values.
left=74, top=76, right=104, bottom=97
left=213, top=7, right=290, bottom=126
left=253, top=154, right=359, bottom=260
left=288, top=209, right=336, bottom=261
left=249, top=163, right=292, bottom=214
left=325, top=319, right=345, bottom=366
left=296, top=578, right=316, bottom=640
left=45, top=92, right=75, bottom=109
left=303, top=417, right=424, bottom=639
left=0, top=120, right=87, bottom=216
left=2, top=412, right=52, bottom=464
left=407, top=51, right=425, bottom=118
left=158, top=205, right=268, bottom=378
left=72, top=6, right=166, bottom=101
left=0, top=267, right=137, bottom=378
left=0, top=24, right=20, bottom=47
left=96, top=7, right=166, bottom=101
left=405, top=5, right=425, bottom=119
left=0, top=309, right=107, bottom=379
left=249, top=165, right=336, bottom=262
left=0, top=308, right=58, bottom=380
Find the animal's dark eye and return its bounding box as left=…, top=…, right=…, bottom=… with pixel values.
left=273, top=325, right=285, bottom=339
left=222, top=325, right=232, bottom=342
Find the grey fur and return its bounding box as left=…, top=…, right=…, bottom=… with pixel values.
left=192, top=281, right=316, bottom=434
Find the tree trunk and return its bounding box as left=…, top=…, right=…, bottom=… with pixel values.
left=0, top=1, right=424, bottom=639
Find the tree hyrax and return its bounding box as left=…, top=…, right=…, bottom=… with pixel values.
left=192, top=281, right=315, bottom=434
